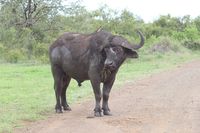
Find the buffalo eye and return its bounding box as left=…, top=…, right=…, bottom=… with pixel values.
left=112, top=47, right=121, bottom=54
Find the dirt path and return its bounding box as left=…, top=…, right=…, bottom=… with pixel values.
left=15, top=60, right=200, bottom=133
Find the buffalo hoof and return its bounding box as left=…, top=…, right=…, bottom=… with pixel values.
left=63, top=106, right=72, bottom=111
left=94, top=111, right=103, bottom=117
left=103, top=110, right=112, bottom=116
left=94, top=108, right=103, bottom=117
left=56, top=109, right=63, bottom=113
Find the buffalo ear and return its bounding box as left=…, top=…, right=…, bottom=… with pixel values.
left=124, top=48, right=138, bottom=58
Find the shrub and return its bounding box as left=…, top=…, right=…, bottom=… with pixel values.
left=33, top=43, right=49, bottom=63
left=5, top=49, right=24, bottom=63
left=149, top=36, right=185, bottom=53
left=34, top=43, right=48, bottom=57
left=0, top=43, right=5, bottom=56
left=182, top=40, right=200, bottom=50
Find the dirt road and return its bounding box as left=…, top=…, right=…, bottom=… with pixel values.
left=15, top=60, right=200, bottom=133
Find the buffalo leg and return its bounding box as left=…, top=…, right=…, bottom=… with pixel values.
left=102, top=75, right=116, bottom=115
left=88, top=67, right=103, bottom=117
left=51, top=65, right=65, bottom=113
left=91, top=79, right=102, bottom=117
left=89, top=69, right=102, bottom=117
left=61, top=75, right=71, bottom=111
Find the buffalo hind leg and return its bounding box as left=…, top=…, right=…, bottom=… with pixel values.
left=61, top=75, right=71, bottom=111
left=52, top=65, right=65, bottom=113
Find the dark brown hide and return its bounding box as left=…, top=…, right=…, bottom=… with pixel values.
left=49, top=29, right=145, bottom=116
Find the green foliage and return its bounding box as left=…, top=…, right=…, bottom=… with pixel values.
left=194, top=16, right=200, bottom=32
left=0, top=43, right=5, bottom=55
left=172, top=25, right=200, bottom=50
left=34, top=43, right=48, bottom=57
left=183, top=26, right=200, bottom=40
left=0, top=1, right=200, bottom=63
left=183, top=40, right=200, bottom=50
left=34, top=43, right=49, bottom=63
left=5, top=49, right=24, bottom=63
left=148, top=36, right=186, bottom=53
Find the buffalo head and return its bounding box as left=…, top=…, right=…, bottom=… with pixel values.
left=96, top=29, right=144, bottom=72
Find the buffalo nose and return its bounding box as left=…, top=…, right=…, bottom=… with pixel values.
left=105, top=61, right=113, bottom=67
left=107, top=61, right=113, bottom=66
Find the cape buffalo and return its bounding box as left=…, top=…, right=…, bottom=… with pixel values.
left=49, top=28, right=144, bottom=116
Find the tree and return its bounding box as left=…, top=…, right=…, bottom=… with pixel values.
left=0, top=0, right=80, bottom=61
left=0, top=0, right=66, bottom=27
left=194, top=16, right=200, bottom=32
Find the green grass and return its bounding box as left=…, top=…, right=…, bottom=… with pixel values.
left=0, top=52, right=199, bottom=133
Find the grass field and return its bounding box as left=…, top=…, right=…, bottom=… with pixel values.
left=0, top=52, right=199, bottom=133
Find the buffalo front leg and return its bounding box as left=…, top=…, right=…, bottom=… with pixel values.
left=102, top=75, right=116, bottom=116
left=91, top=79, right=102, bottom=117
left=89, top=72, right=102, bottom=117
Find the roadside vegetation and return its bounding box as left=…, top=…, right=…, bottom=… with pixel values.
left=0, top=1, right=200, bottom=63
left=0, top=0, right=200, bottom=132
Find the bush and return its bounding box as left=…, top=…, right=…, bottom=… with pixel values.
left=149, top=36, right=185, bottom=53
left=34, top=43, right=48, bottom=57
left=33, top=43, right=49, bottom=63
left=37, top=55, right=49, bottom=64
left=5, top=49, right=24, bottom=63
left=182, top=40, right=200, bottom=50
left=0, top=43, right=5, bottom=56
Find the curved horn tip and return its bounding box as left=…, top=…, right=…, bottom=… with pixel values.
left=132, top=29, right=145, bottom=50
left=135, top=29, right=143, bottom=36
